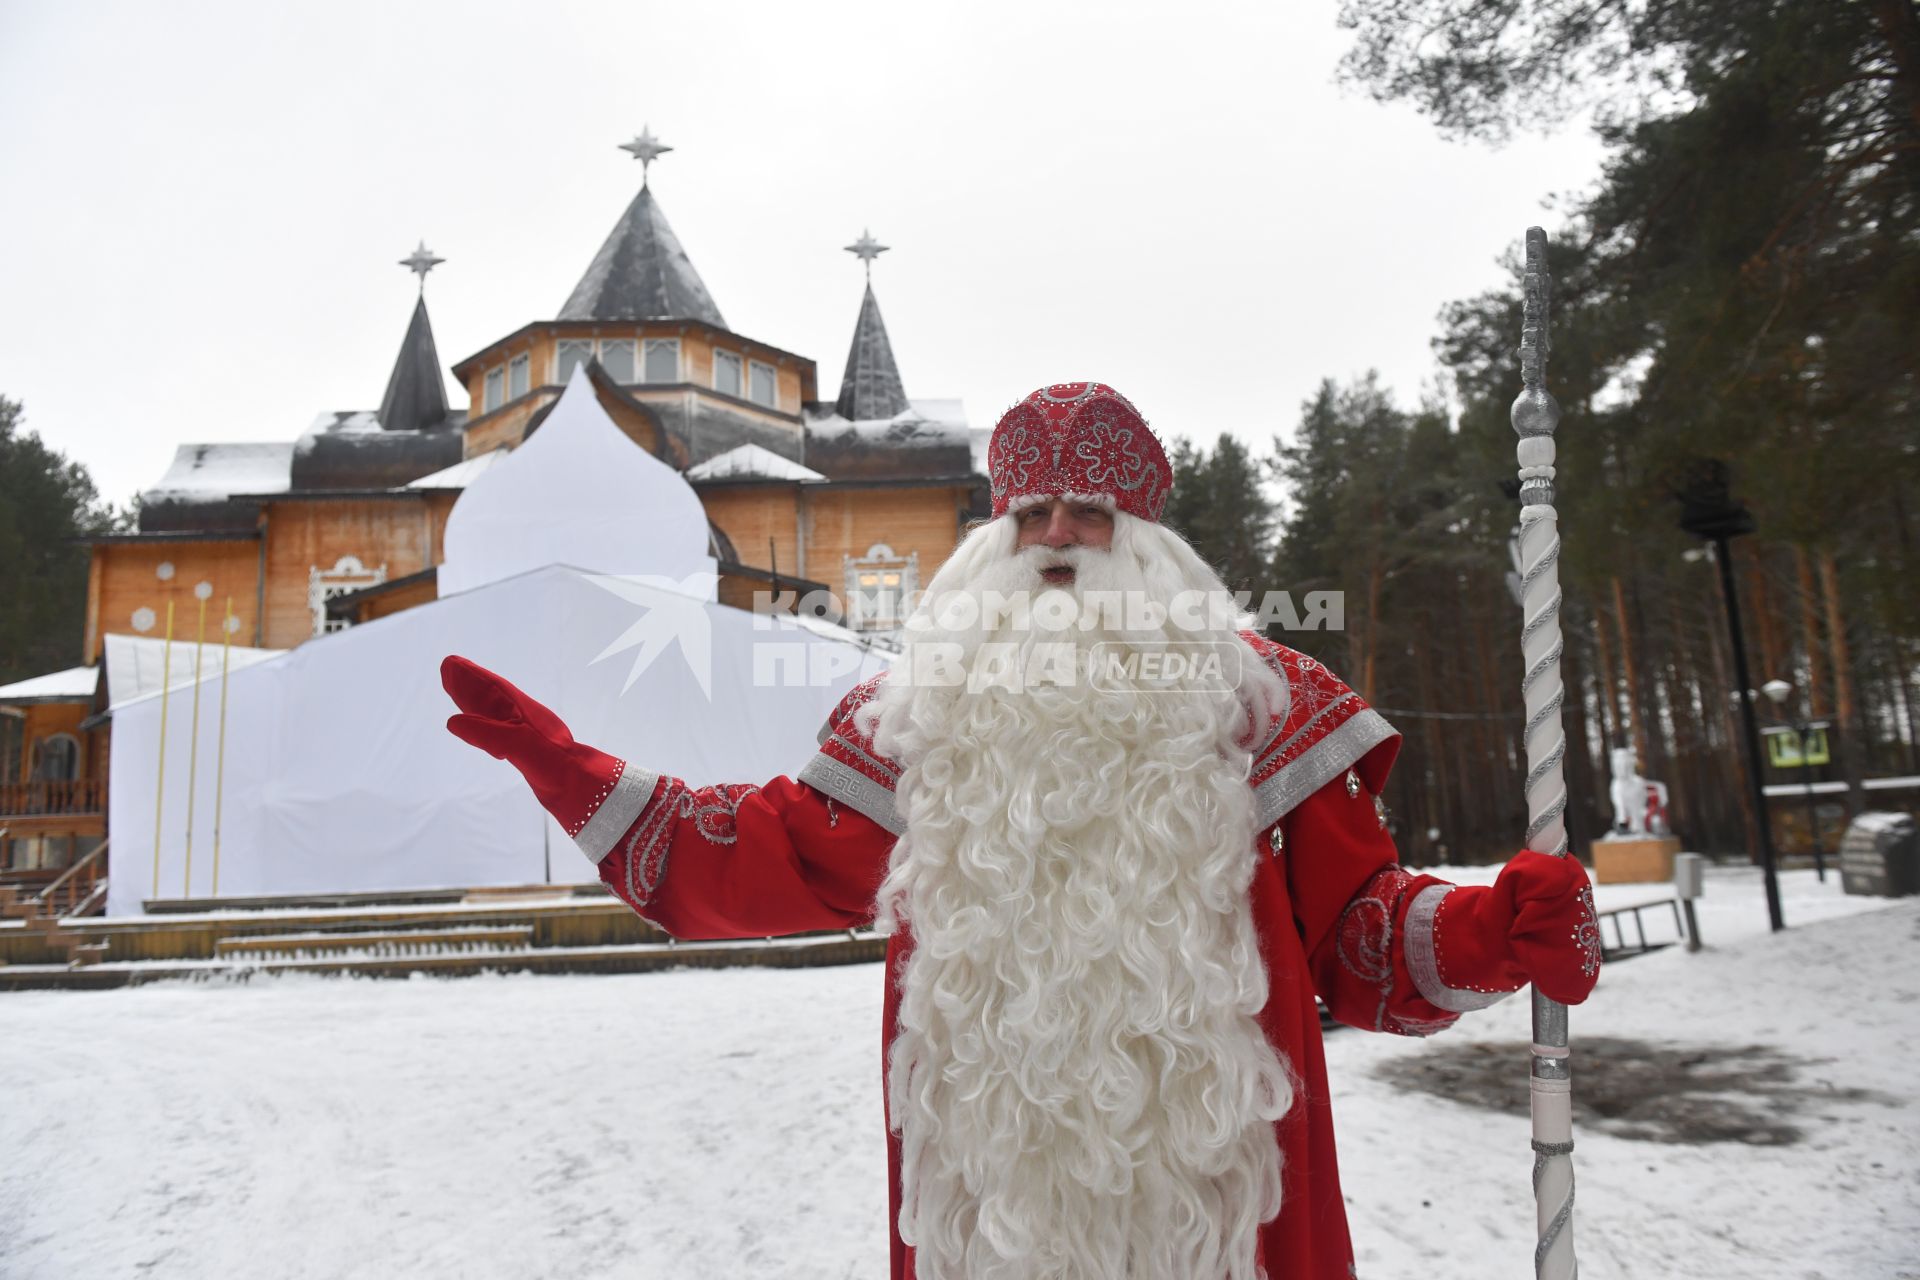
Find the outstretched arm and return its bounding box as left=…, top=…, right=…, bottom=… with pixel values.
left=1280, top=768, right=1600, bottom=1036
left=441, top=655, right=894, bottom=940
left=592, top=772, right=893, bottom=940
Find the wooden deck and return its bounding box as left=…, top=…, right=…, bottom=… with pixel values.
left=0, top=883, right=889, bottom=989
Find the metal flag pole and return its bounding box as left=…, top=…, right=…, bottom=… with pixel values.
left=212, top=598, right=233, bottom=897
left=150, top=600, right=177, bottom=901
left=1510, top=226, right=1578, bottom=1279
left=183, top=588, right=208, bottom=898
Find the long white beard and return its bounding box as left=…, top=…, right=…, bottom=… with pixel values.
left=866, top=513, right=1293, bottom=1280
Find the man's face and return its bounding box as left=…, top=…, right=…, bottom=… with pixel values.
left=1014, top=498, right=1114, bottom=585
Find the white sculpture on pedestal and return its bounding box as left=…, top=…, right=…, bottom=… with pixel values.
left=1608, top=746, right=1670, bottom=836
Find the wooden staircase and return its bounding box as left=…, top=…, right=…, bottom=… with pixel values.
left=0, top=891, right=108, bottom=968
left=0, top=840, right=112, bottom=969
left=213, top=923, right=536, bottom=968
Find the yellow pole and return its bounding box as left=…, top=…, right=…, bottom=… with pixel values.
left=212, top=598, right=233, bottom=898
left=150, top=600, right=176, bottom=901
left=183, top=591, right=207, bottom=898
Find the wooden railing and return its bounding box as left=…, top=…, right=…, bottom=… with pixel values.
left=0, top=778, right=104, bottom=817
left=36, top=839, right=108, bottom=918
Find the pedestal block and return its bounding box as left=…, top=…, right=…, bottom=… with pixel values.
left=1590, top=835, right=1683, bottom=885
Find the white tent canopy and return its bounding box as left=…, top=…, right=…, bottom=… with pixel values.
left=106, top=373, right=885, bottom=914
left=103, top=633, right=284, bottom=710
left=107, top=565, right=885, bottom=914
left=436, top=366, right=714, bottom=598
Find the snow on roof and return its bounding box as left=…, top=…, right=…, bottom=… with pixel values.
left=326, top=411, right=383, bottom=435
left=143, top=442, right=294, bottom=503
left=970, top=425, right=990, bottom=478
left=294, top=411, right=385, bottom=458
left=908, top=398, right=966, bottom=426
left=806, top=402, right=970, bottom=447
left=686, top=444, right=826, bottom=483
left=0, top=665, right=99, bottom=702
left=406, top=449, right=509, bottom=490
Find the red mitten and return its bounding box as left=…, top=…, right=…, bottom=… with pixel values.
left=1433, top=851, right=1602, bottom=1005
left=440, top=655, right=631, bottom=840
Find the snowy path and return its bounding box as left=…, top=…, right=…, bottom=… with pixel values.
left=2, top=868, right=1915, bottom=1279
left=1335, top=868, right=1920, bottom=1279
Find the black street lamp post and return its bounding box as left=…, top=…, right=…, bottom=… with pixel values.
left=1676, top=460, right=1785, bottom=932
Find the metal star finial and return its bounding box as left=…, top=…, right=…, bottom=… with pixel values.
left=844, top=228, right=890, bottom=281
left=399, top=241, right=445, bottom=292
left=619, top=126, right=673, bottom=185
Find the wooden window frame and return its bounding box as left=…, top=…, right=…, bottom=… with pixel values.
left=747, top=358, right=777, bottom=409
left=554, top=338, right=596, bottom=384
left=642, top=338, right=681, bottom=384
left=712, top=349, right=743, bottom=397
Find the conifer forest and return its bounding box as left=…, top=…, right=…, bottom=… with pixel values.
left=1167, top=2, right=1920, bottom=862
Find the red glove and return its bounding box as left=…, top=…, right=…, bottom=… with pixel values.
left=440, top=655, right=629, bottom=840
left=1433, top=851, right=1601, bottom=1005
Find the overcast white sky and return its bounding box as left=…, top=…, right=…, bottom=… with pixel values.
left=0, top=0, right=1605, bottom=511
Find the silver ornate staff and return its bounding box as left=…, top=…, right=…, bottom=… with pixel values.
left=1511, top=226, right=1578, bottom=1279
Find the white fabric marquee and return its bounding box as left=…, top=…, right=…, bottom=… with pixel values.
left=436, top=365, right=714, bottom=598
left=105, top=372, right=887, bottom=914
left=107, top=564, right=888, bottom=914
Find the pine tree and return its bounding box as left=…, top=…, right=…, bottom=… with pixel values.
left=1330, top=0, right=1920, bottom=851
left=0, top=397, right=124, bottom=684
left=1162, top=433, right=1275, bottom=596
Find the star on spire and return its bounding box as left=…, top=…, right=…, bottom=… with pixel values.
left=844, top=228, right=890, bottom=280
left=399, top=241, right=445, bottom=292
left=619, top=126, right=673, bottom=185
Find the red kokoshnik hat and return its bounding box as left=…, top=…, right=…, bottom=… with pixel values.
left=987, top=381, right=1172, bottom=523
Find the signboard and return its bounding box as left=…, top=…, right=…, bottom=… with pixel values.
left=1764, top=725, right=1831, bottom=769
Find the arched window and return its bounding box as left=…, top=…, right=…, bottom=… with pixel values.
left=29, top=733, right=79, bottom=782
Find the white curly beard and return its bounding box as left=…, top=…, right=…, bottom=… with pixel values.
left=865, top=512, right=1294, bottom=1280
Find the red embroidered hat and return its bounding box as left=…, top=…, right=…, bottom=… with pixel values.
left=986, top=381, right=1172, bottom=523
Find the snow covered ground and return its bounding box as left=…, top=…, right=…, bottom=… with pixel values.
left=2, top=866, right=1914, bottom=1279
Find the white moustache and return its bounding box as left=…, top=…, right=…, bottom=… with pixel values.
left=1015, top=541, right=1100, bottom=585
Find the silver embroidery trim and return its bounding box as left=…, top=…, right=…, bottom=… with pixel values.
left=798, top=753, right=905, bottom=836
left=1252, top=708, right=1397, bottom=830
left=1259, top=691, right=1358, bottom=768
left=826, top=730, right=902, bottom=784
left=1406, top=884, right=1510, bottom=1013
left=619, top=776, right=681, bottom=906
left=575, top=763, right=659, bottom=863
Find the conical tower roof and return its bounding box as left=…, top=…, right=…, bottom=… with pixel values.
left=835, top=282, right=909, bottom=420
left=559, top=184, right=727, bottom=327
left=379, top=293, right=451, bottom=433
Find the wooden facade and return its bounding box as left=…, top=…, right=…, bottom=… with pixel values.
left=0, top=696, right=108, bottom=878
left=81, top=402, right=970, bottom=658
left=456, top=320, right=812, bottom=456
left=85, top=536, right=262, bottom=661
